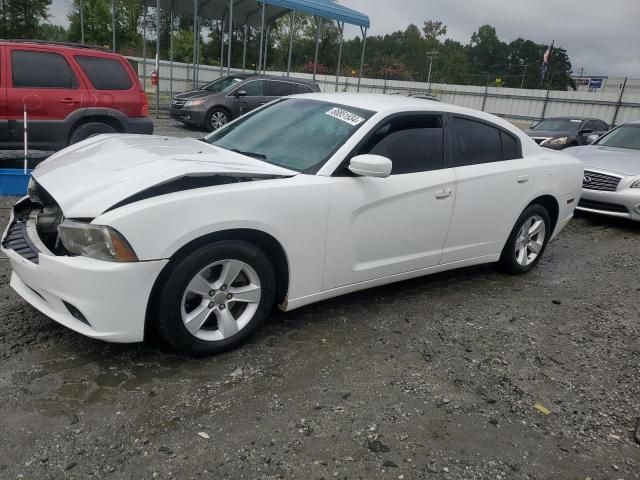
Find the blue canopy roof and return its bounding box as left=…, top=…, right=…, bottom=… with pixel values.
left=156, top=0, right=370, bottom=28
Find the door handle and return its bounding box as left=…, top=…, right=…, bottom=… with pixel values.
left=517, top=175, right=529, bottom=184
left=435, top=188, right=452, bottom=199
left=60, top=98, right=80, bottom=105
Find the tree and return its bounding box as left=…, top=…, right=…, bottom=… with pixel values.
left=1, top=0, right=51, bottom=38
left=469, top=24, right=509, bottom=83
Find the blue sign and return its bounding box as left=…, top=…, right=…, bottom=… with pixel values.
left=589, top=78, right=603, bottom=89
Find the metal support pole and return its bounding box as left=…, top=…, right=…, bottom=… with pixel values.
left=169, top=1, right=174, bottom=100
left=227, top=0, right=233, bottom=75
left=155, top=0, right=160, bottom=118
left=192, top=0, right=198, bottom=88
left=262, top=24, right=269, bottom=73
left=111, top=0, right=116, bottom=51
left=312, top=17, right=321, bottom=81
left=286, top=11, right=294, bottom=77
left=257, top=2, right=265, bottom=73
left=540, top=85, right=551, bottom=119
left=357, top=27, right=367, bottom=92
left=611, top=77, right=627, bottom=126
left=481, top=73, right=489, bottom=111
left=242, top=25, right=247, bottom=72
left=219, top=19, right=225, bottom=76
left=334, top=21, right=344, bottom=91
left=142, top=0, right=147, bottom=91
left=79, top=0, right=84, bottom=44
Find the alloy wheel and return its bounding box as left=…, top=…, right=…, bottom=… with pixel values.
left=514, top=214, right=546, bottom=266
left=210, top=111, right=228, bottom=130
left=180, top=259, right=261, bottom=341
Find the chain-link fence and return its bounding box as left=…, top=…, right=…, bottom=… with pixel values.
left=132, top=57, right=640, bottom=127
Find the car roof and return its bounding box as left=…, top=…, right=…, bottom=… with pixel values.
left=224, top=74, right=317, bottom=86
left=540, top=116, right=603, bottom=122
left=293, top=92, right=510, bottom=122
left=0, top=39, right=121, bottom=57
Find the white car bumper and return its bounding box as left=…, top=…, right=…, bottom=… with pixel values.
left=2, top=207, right=167, bottom=343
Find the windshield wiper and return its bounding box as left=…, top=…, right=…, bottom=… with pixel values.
left=231, top=148, right=267, bottom=160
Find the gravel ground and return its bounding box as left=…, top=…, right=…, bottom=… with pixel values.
left=1, top=117, right=639, bottom=479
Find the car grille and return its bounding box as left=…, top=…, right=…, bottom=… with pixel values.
left=582, top=170, right=621, bottom=192
left=577, top=199, right=629, bottom=214
left=2, top=218, right=39, bottom=263
left=171, top=98, right=186, bottom=109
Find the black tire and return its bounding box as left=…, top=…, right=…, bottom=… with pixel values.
left=205, top=107, right=230, bottom=132
left=498, top=204, right=551, bottom=275
left=155, top=240, right=276, bottom=356
left=69, top=122, right=117, bottom=144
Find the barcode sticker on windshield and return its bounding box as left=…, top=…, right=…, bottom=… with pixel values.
left=325, top=108, right=365, bottom=126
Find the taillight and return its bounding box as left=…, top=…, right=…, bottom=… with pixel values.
left=140, top=92, right=149, bottom=117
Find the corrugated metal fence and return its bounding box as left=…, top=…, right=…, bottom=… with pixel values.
left=131, top=57, right=640, bottom=126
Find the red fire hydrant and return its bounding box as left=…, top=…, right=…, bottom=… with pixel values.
left=150, top=69, right=158, bottom=86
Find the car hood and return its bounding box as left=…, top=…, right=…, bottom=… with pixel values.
left=33, top=134, right=297, bottom=218
left=564, top=145, right=640, bottom=176
left=173, top=89, right=216, bottom=100
left=524, top=129, right=575, bottom=138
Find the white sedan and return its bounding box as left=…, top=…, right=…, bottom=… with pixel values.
left=1, top=94, right=583, bottom=355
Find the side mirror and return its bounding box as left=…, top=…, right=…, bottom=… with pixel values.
left=235, top=90, right=248, bottom=97
left=586, top=134, right=599, bottom=144
left=348, top=154, right=392, bottom=178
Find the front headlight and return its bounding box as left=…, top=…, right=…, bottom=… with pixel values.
left=27, top=177, right=42, bottom=204
left=541, top=136, right=570, bottom=147
left=57, top=220, right=138, bottom=262
left=185, top=98, right=206, bottom=107
left=631, top=178, right=640, bottom=188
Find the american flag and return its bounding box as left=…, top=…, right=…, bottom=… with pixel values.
left=541, top=41, right=554, bottom=81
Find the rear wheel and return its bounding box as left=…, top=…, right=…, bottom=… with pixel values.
left=69, top=122, right=117, bottom=144
left=499, top=204, right=551, bottom=274
left=206, top=108, right=230, bottom=131
left=155, top=241, right=275, bottom=356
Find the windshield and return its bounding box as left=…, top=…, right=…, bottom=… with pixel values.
left=532, top=119, right=582, bottom=132
left=206, top=98, right=374, bottom=173
left=596, top=124, right=640, bottom=150
left=200, top=76, right=243, bottom=93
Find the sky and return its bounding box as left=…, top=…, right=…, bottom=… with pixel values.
left=48, top=0, right=640, bottom=78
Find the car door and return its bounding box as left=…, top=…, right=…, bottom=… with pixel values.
left=235, top=79, right=270, bottom=115
left=441, top=115, right=536, bottom=264
left=323, top=113, right=457, bottom=289
left=0, top=45, right=8, bottom=142
left=6, top=47, right=88, bottom=147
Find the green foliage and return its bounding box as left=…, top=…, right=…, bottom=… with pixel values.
left=0, top=0, right=52, bottom=38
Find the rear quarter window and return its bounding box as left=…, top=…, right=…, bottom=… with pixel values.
left=75, top=55, right=133, bottom=90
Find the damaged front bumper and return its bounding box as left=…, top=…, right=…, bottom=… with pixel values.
left=1, top=199, right=167, bottom=343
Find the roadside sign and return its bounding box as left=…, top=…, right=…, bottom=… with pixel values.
left=589, top=78, right=603, bottom=89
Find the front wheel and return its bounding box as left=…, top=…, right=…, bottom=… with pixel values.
left=155, top=241, right=276, bottom=356
left=206, top=108, right=230, bottom=131
left=498, top=204, right=551, bottom=274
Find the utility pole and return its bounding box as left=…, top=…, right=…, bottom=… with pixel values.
left=577, top=67, right=584, bottom=91
left=425, top=51, right=437, bottom=94
left=520, top=64, right=528, bottom=89
left=79, top=0, right=84, bottom=44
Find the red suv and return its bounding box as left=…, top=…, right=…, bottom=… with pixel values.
left=0, top=40, right=153, bottom=150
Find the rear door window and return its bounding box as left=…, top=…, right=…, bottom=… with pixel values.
left=500, top=131, right=521, bottom=160
left=267, top=81, right=294, bottom=97
left=11, top=50, right=78, bottom=88
left=75, top=55, right=132, bottom=90
left=450, top=117, right=507, bottom=166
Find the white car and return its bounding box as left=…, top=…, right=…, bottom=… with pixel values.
left=1, top=94, right=583, bottom=355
